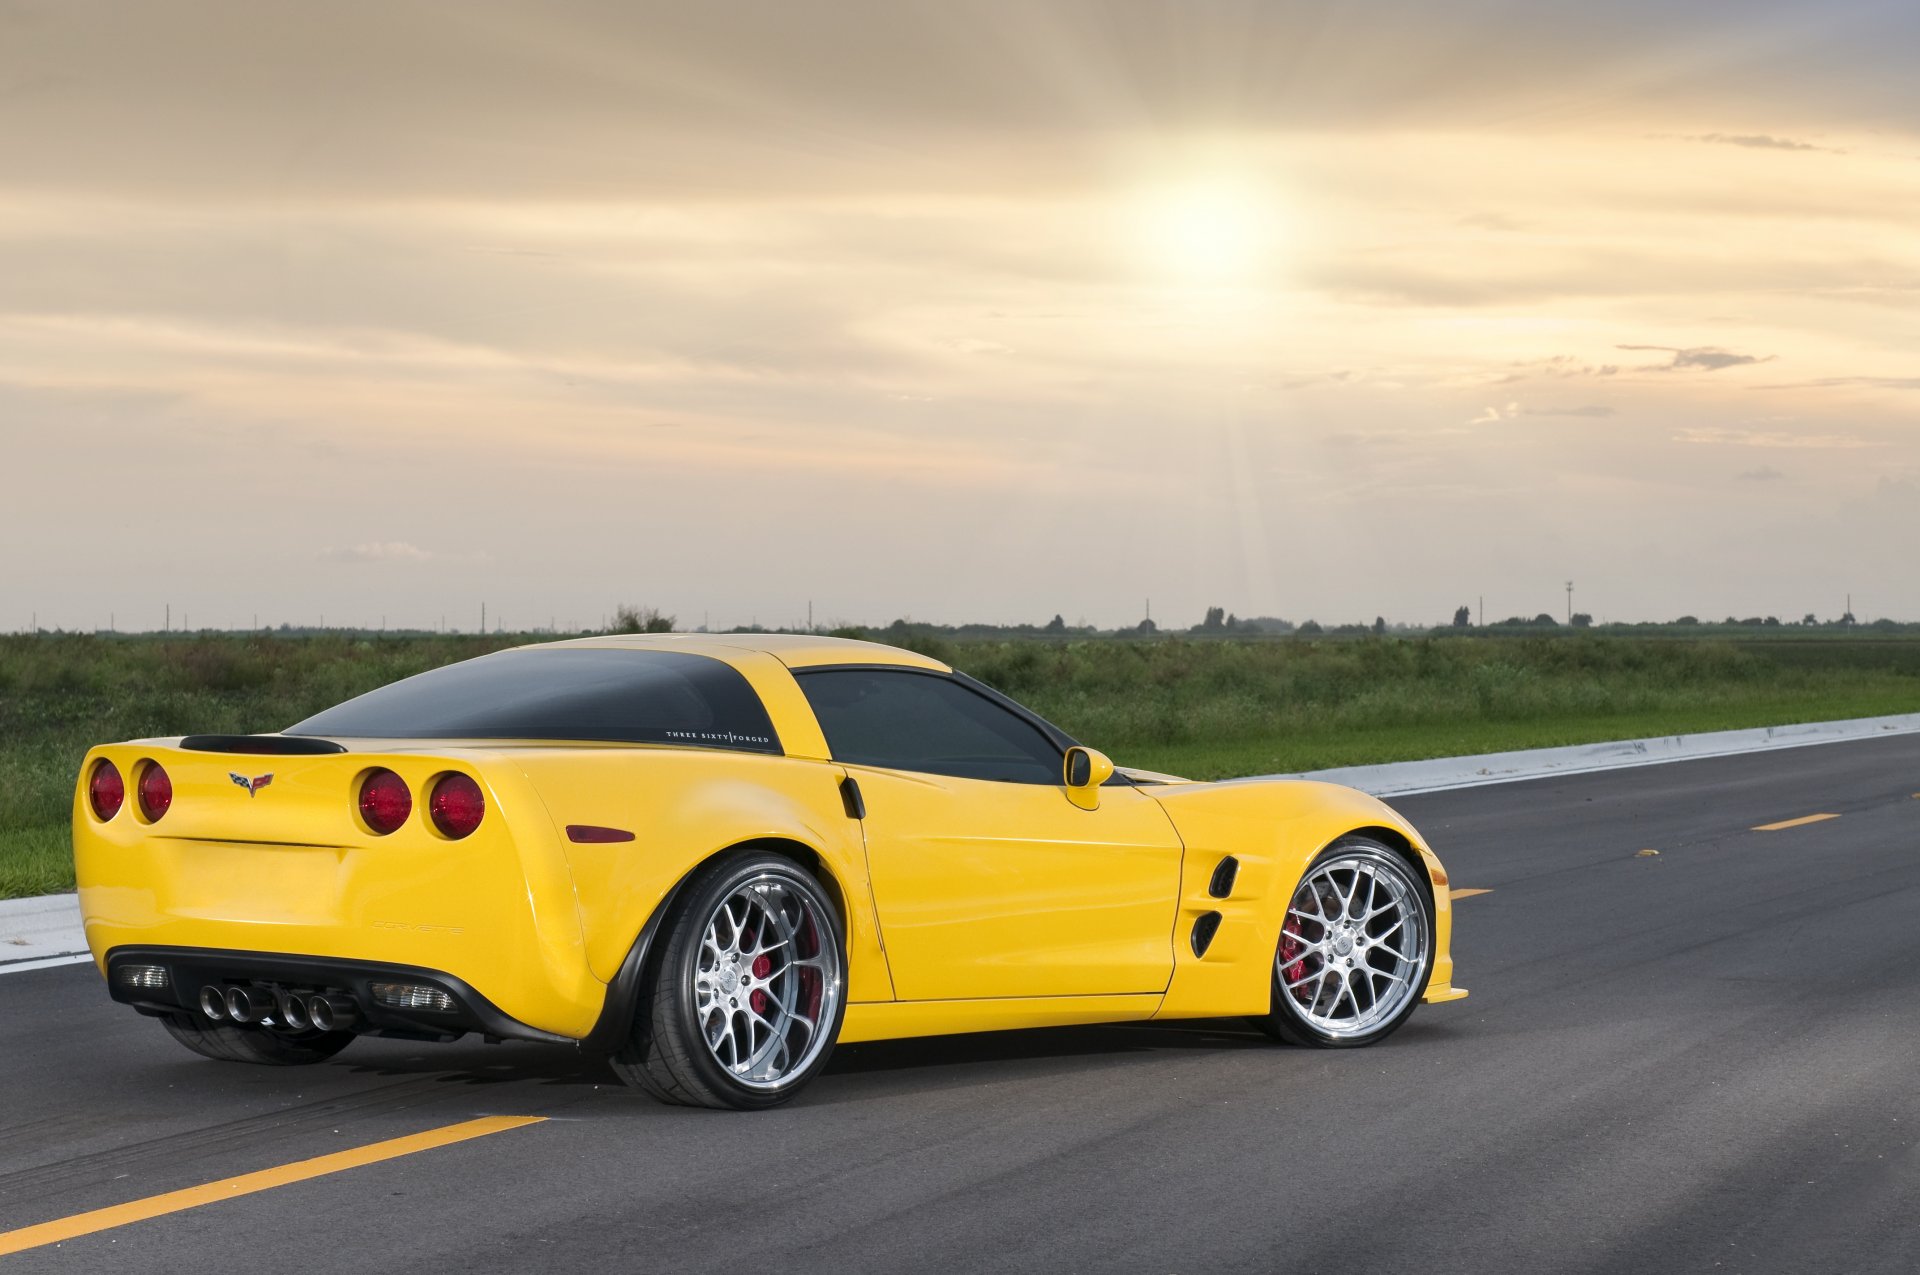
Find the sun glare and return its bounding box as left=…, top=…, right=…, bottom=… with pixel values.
left=1131, top=180, right=1280, bottom=282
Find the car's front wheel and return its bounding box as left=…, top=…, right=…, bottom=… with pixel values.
left=612, top=851, right=848, bottom=1110
left=1254, top=837, right=1435, bottom=1047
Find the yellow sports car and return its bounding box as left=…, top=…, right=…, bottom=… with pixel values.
left=73, top=635, right=1466, bottom=1109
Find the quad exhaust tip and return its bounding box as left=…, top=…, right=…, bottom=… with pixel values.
left=198, top=983, right=358, bottom=1031
left=223, top=985, right=276, bottom=1024
left=198, top=984, right=228, bottom=1021
left=306, top=993, right=359, bottom=1032
left=278, top=991, right=312, bottom=1031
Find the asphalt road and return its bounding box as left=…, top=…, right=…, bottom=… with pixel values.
left=3, top=735, right=1917, bottom=1273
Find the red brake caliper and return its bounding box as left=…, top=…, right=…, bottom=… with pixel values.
left=750, top=955, right=770, bottom=1015
left=1280, top=915, right=1308, bottom=998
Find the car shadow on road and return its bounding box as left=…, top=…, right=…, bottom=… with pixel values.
left=327, top=1019, right=1275, bottom=1103
left=793, top=1019, right=1288, bottom=1106
left=327, top=1015, right=1465, bottom=1110
left=334, top=1039, right=618, bottom=1088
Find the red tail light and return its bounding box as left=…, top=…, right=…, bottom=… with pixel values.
left=137, top=762, right=173, bottom=822
left=428, top=773, right=485, bottom=839
left=358, top=769, right=411, bottom=835
left=89, top=760, right=125, bottom=821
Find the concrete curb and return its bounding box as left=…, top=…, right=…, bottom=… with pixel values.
left=1268, top=712, right=1920, bottom=798
left=0, top=892, right=88, bottom=975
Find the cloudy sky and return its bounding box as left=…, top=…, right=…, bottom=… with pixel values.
left=4, top=0, right=1917, bottom=633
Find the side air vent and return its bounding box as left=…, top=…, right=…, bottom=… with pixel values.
left=1190, top=911, right=1223, bottom=958
left=839, top=776, right=866, bottom=820
left=1208, top=856, right=1240, bottom=898
left=179, top=735, right=349, bottom=755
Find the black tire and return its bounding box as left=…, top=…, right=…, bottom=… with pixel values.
left=611, top=851, right=848, bottom=1110
left=1253, top=837, right=1435, bottom=1048
left=159, top=1015, right=355, bottom=1066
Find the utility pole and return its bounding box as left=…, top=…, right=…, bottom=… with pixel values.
left=1566, top=580, right=1574, bottom=624
left=481, top=602, right=486, bottom=633
left=165, top=603, right=170, bottom=632
left=808, top=600, right=813, bottom=632
left=1478, top=596, right=1483, bottom=627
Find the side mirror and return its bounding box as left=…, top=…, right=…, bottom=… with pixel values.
left=1063, top=746, right=1114, bottom=810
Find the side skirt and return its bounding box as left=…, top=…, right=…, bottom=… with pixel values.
left=838, top=993, right=1162, bottom=1045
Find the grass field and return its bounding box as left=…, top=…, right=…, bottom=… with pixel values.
left=7, top=631, right=1920, bottom=898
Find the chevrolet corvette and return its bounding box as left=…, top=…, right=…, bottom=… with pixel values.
left=73, top=634, right=1466, bottom=1109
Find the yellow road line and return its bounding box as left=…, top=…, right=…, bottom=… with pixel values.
left=0, top=1115, right=544, bottom=1257
left=1448, top=887, right=1492, bottom=900
left=1752, top=813, right=1841, bottom=832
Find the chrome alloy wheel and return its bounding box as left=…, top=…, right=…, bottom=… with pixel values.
left=1277, top=852, right=1428, bottom=1039
left=693, top=874, right=842, bottom=1090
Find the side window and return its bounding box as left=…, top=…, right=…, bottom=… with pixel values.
left=797, top=669, right=1062, bottom=785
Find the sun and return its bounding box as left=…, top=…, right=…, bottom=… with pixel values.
left=1131, top=179, right=1281, bottom=282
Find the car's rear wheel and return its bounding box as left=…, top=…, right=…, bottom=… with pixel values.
left=1254, top=837, right=1434, bottom=1047
left=612, top=851, right=847, bottom=1110
left=159, top=1015, right=355, bottom=1066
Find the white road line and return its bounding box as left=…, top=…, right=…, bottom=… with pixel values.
left=1252, top=712, right=1920, bottom=798
left=0, top=951, right=94, bottom=974
left=0, top=892, right=89, bottom=976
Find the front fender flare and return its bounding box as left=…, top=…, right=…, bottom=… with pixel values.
left=1142, top=780, right=1456, bottom=1019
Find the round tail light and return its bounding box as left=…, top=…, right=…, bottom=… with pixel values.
left=137, top=762, right=173, bottom=822
left=89, top=760, right=125, bottom=821
left=428, top=773, right=485, bottom=839
left=358, top=769, right=412, bottom=835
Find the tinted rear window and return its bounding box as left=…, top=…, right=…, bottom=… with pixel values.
left=286, top=649, right=780, bottom=752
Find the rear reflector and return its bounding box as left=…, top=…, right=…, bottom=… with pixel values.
left=358, top=768, right=412, bottom=835
left=428, top=773, right=485, bottom=839
left=89, top=760, right=125, bottom=821
left=566, top=825, right=636, bottom=843
left=113, top=963, right=170, bottom=992
left=369, top=982, right=455, bottom=1012
left=137, top=762, right=173, bottom=822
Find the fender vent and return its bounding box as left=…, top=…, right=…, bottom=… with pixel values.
left=839, top=776, right=866, bottom=820
left=1190, top=911, right=1223, bottom=958
left=1208, top=856, right=1240, bottom=898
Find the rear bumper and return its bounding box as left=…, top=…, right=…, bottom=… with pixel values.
left=104, top=945, right=577, bottom=1044
left=74, top=743, right=610, bottom=1038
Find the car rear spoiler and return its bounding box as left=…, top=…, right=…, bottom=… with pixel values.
left=177, top=734, right=349, bottom=755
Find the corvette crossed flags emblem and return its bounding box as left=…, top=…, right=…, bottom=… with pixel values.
left=229, top=771, right=274, bottom=797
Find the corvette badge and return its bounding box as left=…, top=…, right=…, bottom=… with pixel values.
left=229, top=772, right=274, bottom=797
